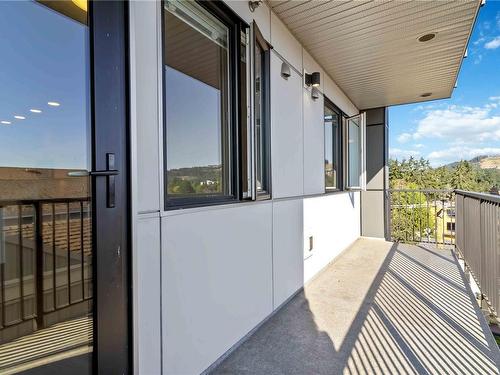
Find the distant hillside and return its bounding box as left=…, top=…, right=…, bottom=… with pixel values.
left=445, top=155, right=500, bottom=170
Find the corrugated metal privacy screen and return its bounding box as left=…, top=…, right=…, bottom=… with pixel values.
left=455, top=191, right=500, bottom=316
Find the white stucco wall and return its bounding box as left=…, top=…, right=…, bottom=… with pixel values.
left=129, top=1, right=361, bottom=374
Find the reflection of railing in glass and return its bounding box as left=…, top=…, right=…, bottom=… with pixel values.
left=0, top=197, right=92, bottom=345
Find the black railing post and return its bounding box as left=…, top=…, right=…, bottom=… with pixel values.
left=35, top=202, right=44, bottom=329
left=18, top=206, right=24, bottom=320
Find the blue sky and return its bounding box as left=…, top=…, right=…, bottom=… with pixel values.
left=389, top=2, right=500, bottom=167
left=165, top=66, right=222, bottom=170
left=0, top=2, right=89, bottom=170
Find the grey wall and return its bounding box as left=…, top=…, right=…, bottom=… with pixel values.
left=361, top=107, right=389, bottom=238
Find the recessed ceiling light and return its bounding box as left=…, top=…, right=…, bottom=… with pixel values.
left=48, top=101, right=60, bottom=107
left=418, top=33, right=436, bottom=42
left=14, top=115, right=26, bottom=120
left=30, top=109, right=42, bottom=113
left=420, top=93, right=432, bottom=98
left=1, top=121, right=11, bottom=125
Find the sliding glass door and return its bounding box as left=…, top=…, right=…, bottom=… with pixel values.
left=0, top=1, right=129, bottom=373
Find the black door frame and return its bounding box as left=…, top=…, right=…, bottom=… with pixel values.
left=90, top=1, right=131, bottom=373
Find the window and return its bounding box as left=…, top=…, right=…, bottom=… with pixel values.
left=163, top=0, right=245, bottom=208
left=253, top=22, right=271, bottom=198
left=346, top=113, right=366, bottom=189
left=324, top=99, right=342, bottom=191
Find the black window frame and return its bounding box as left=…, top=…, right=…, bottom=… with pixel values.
left=162, top=0, right=248, bottom=210
left=253, top=22, right=271, bottom=200
left=324, top=96, right=344, bottom=192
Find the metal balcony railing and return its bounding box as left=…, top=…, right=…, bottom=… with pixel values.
left=455, top=190, right=500, bottom=317
left=388, top=188, right=500, bottom=316
left=0, top=197, right=92, bottom=343
left=387, top=189, right=456, bottom=245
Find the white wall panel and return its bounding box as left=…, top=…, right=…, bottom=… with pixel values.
left=302, top=89, right=325, bottom=195
left=270, top=12, right=302, bottom=72
left=303, top=192, right=361, bottom=282
left=134, top=215, right=162, bottom=375
left=162, top=203, right=273, bottom=375
left=270, top=52, right=304, bottom=199
left=130, top=1, right=161, bottom=213
left=272, top=200, right=304, bottom=308
left=225, top=0, right=271, bottom=43
left=323, top=73, right=359, bottom=117
left=130, top=2, right=363, bottom=374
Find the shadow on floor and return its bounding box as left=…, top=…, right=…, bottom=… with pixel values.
left=211, top=240, right=500, bottom=375
left=20, top=353, right=92, bottom=375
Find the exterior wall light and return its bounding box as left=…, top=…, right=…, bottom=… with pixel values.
left=305, top=71, right=320, bottom=87
left=249, top=0, right=263, bottom=12
left=311, top=87, right=321, bottom=100
left=281, top=62, right=291, bottom=79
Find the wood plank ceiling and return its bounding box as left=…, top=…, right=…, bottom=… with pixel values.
left=269, top=0, right=481, bottom=109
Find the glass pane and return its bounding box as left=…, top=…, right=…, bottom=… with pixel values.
left=0, top=1, right=93, bottom=373
left=324, top=106, right=339, bottom=190
left=348, top=117, right=361, bottom=187
left=255, top=42, right=268, bottom=194
left=164, top=1, right=231, bottom=201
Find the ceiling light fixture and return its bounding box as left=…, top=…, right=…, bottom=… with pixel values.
left=30, top=109, right=42, bottom=113
left=418, top=33, right=436, bottom=42
left=311, top=87, right=321, bottom=100
left=281, top=62, right=291, bottom=79
left=48, top=101, right=60, bottom=107
left=14, top=115, right=26, bottom=120
left=420, top=93, right=432, bottom=98
left=1, top=121, right=11, bottom=125
left=248, top=0, right=263, bottom=12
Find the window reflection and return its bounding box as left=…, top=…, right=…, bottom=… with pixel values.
left=0, top=1, right=92, bottom=373
left=164, top=1, right=231, bottom=201
left=324, top=104, right=340, bottom=190
left=348, top=117, right=361, bottom=187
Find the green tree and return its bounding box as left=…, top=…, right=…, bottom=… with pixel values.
left=168, top=178, right=195, bottom=194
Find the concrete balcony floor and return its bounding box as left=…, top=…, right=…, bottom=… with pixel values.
left=212, top=239, right=500, bottom=374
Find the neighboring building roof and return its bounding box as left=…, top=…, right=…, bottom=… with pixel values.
left=270, top=0, right=481, bottom=109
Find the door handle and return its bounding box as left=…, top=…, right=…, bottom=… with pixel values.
left=89, top=170, right=119, bottom=177
left=67, top=153, right=118, bottom=208
left=67, top=170, right=119, bottom=177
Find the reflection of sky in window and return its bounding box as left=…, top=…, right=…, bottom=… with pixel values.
left=165, top=66, right=221, bottom=170
left=0, top=2, right=89, bottom=170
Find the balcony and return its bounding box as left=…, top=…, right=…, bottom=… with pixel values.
left=211, top=237, right=500, bottom=374
left=208, top=190, right=500, bottom=374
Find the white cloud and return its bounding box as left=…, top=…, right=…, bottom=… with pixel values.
left=412, top=104, right=500, bottom=144
left=397, top=133, right=412, bottom=143
left=389, top=148, right=420, bottom=160
left=485, top=36, right=500, bottom=49
left=473, top=37, right=485, bottom=46
left=414, top=144, right=425, bottom=149
left=427, top=147, right=500, bottom=166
